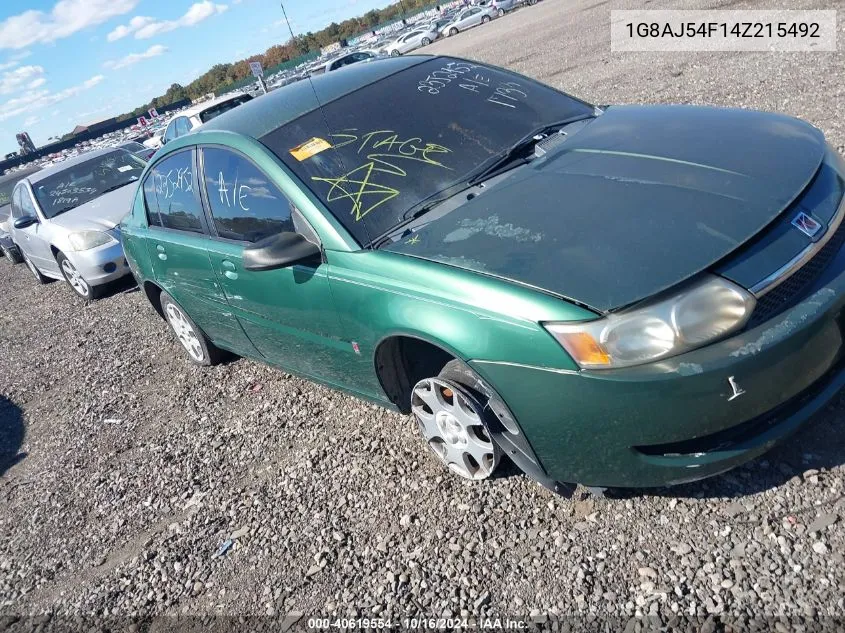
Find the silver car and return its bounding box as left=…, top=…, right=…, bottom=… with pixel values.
left=384, top=26, right=439, bottom=56
left=9, top=148, right=142, bottom=299
left=440, top=6, right=495, bottom=37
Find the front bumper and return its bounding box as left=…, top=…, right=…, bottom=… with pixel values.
left=471, top=246, right=845, bottom=488
left=68, top=240, right=131, bottom=286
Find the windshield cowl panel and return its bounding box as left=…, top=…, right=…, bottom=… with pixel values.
left=260, top=57, right=593, bottom=246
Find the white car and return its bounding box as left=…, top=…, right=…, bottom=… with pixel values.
left=440, top=6, right=495, bottom=37
left=310, top=50, right=379, bottom=75
left=143, top=128, right=165, bottom=150
left=161, top=93, right=253, bottom=146
left=384, top=26, right=440, bottom=56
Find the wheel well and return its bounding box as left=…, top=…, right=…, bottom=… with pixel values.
left=142, top=281, right=165, bottom=319
left=50, top=245, right=59, bottom=258
left=374, top=336, right=456, bottom=414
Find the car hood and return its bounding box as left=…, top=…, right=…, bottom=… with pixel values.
left=386, top=105, right=826, bottom=312
left=47, top=182, right=137, bottom=232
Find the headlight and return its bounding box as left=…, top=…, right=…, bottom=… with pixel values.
left=544, top=275, right=755, bottom=369
left=67, top=230, right=115, bottom=252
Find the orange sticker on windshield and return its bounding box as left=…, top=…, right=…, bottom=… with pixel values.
left=290, top=137, right=332, bottom=161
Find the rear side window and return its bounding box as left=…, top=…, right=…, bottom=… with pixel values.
left=198, top=96, right=252, bottom=124
left=201, top=147, right=293, bottom=242
left=144, top=150, right=204, bottom=233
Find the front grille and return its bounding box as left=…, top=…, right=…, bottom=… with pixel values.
left=746, top=213, right=845, bottom=329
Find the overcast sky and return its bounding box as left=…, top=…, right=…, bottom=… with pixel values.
left=0, top=0, right=390, bottom=155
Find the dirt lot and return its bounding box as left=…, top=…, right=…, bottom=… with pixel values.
left=1, top=0, right=844, bottom=627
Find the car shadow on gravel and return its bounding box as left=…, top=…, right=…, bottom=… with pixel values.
left=0, top=396, right=25, bottom=477
left=606, top=395, right=845, bottom=501
left=99, top=275, right=138, bottom=297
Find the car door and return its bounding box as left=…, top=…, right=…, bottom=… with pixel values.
left=197, top=145, right=347, bottom=382
left=12, top=183, right=55, bottom=272
left=142, top=148, right=254, bottom=353
left=401, top=32, right=421, bottom=52
left=466, top=7, right=482, bottom=25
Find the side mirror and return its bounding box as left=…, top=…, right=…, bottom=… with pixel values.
left=242, top=231, right=321, bottom=271
left=13, top=215, right=38, bottom=229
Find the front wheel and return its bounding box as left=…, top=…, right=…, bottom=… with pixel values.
left=421, top=37, right=431, bottom=45
left=1, top=244, right=22, bottom=264
left=497, top=8, right=504, bottom=16
left=449, top=27, right=458, bottom=36
left=160, top=291, right=225, bottom=366
left=481, top=14, right=490, bottom=22
left=57, top=251, right=98, bottom=299
left=411, top=365, right=501, bottom=481
left=390, top=49, right=400, bottom=57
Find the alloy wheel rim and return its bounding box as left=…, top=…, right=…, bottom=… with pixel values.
left=165, top=303, right=204, bottom=362
left=61, top=258, right=89, bottom=297
left=411, top=377, right=498, bottom=480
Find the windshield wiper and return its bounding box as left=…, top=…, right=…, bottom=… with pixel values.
left=466, top=113, right=597, bottom=186
left=369, top=113, right=599, bottom=249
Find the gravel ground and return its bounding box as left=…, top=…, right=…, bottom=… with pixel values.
left=2, top=0, right=845, bottom=627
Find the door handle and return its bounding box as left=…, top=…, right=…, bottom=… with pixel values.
left=221, top=260, right=238, bottom=280
left=156, top=244, right=167, bottom=260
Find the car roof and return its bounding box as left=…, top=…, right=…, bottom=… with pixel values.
left=178, top=93, right=250, bottom=119
left=200, top=55, right=431, bottom=140
left=27, top=147, right=122, bottom=185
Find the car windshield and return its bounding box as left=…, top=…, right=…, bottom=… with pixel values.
left=199, top=95, right=253, bottom=123
left=31, top=150, right=146, bottom=218
left=119, top=141, right=146, bottom=152
left=261, top=57, right=594, bottom=245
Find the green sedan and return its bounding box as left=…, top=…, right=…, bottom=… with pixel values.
left=121, top=55, right=845, bottom=490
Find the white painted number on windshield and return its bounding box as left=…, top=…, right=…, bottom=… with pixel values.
left=418, top=62, right=527, bottom=109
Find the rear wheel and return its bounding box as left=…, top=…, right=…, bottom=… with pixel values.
left=421, top=36, right=432, bottom=45
left=411, top=365, right=501, bottom=481
left=497, top=8, right=504, bottom=16
left=160, top=290, right=225, bottom=366
left=482, top=14, right=491, bottom=22
left=21, top=251, right=48, bottom=284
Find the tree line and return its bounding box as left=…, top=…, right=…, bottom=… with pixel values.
left=111, top=0, right=437, bottom=124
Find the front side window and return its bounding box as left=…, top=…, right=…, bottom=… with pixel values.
left=19, top=186, right=37, bottom=217
left=30, top=150, right=145, bottom=218
left=10, top=186, right=22, bottom=219
left=144, top=150, right=204, bottom=233
left=261, top=57, right=593, bottom=245
left=175, top=117, right=191, bottom=137
left=164, top=121, right=179, bottom=142
left=201, top=147, right=293, bottom=242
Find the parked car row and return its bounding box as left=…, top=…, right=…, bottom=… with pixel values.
left=4, top=56, right=844, bottom=495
